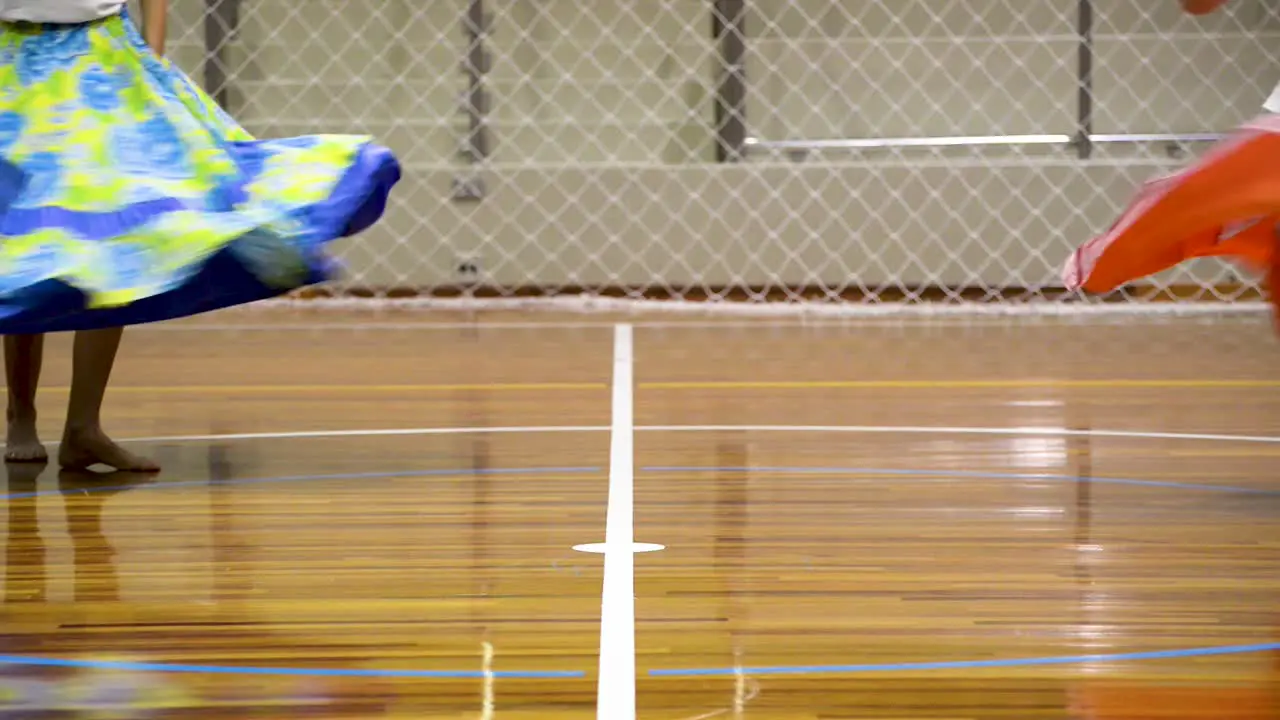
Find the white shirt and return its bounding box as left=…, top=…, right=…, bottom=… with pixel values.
left=1266, top=80, right=1280, bottom=114
left=0, top=0, right=126, bottom=23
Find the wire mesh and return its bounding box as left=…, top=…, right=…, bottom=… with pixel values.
left=162, top=0, right=1280, bottom=314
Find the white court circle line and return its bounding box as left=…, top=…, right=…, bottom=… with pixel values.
left=89, top=412, right=1276, bottom=712
left=106, top=424, right=1280, bottom=446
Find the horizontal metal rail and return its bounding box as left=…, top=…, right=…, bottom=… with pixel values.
left=743, top=132, right=1225, bottom=151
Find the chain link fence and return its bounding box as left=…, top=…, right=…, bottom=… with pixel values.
left=156, top=0, right=1280, bottom=314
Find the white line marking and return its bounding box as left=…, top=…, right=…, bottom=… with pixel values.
left=127, top=311, right=1270, bottom=332
left=117, top=301, right=1269, bottom=333
left=481, top=641, right=495, bottom=720
left=599, top=323, right=637, bottom=720
left=674, top=648, right=758, bottom=720
left=735, top=664, right=748, bottom=719
left=573, top=542, right=665, bottom=554
left=107, top=424, right=1280, bottom=446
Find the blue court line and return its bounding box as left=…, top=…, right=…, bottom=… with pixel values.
left=1, top=465, right=602, bottom=680
left=9, top=464, right=1268, bottom=501
left=3, top=466, right=602, bottom=501
left=642, top=466, right=1280, bottom=496
left=3, top=463, right=1272, bottom=680
left=6, top=645, right=1277, bottom=681
left=0, top=655, right=583, bottom=679
left=647, top=642, right=1280, bottom=677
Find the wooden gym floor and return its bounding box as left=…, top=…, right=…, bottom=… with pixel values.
left=2, top=309, right=1279, bottom=718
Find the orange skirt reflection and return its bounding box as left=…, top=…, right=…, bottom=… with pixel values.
left=1063, top=115, right=1280, bottom=309
left=1066, top=640, right=1280, bottom=720
left=1068, top=683, right=1280, bottom=720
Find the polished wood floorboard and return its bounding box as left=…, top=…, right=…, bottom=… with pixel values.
left=0, top=311, right=1278, bottom=717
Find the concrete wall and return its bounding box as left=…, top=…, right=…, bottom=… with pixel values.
left=749, top=0, right=1279, bottom=138
left=158, top=0, right=1280, bottom=293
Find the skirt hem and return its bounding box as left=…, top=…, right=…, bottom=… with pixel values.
left=0, top=145, right=400, bottom=334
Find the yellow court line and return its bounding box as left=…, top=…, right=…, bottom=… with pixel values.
left=639, top=379, right=1280, bottom=390
left=642, top=467, right=1241, bottom=482
left=5, top=378, right=1277, bottom=393
left=5, top=382, right=608, bottom=394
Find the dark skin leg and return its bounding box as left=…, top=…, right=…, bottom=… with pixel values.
left=4, top=328, right=158, bottom=472
left=57, top=328, right=158, bottom=472
left=4, top=334, right=46, bottom=462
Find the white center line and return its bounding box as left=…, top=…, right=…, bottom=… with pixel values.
left=481, top=641, right=495, bottom=720
left=598, top=323, right=637, bottom=720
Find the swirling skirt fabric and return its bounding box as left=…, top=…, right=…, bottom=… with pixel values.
left=0, top=11, right=400, bottom=333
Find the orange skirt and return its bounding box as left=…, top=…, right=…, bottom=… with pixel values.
left=1063, top=114, right=1280, bottom=303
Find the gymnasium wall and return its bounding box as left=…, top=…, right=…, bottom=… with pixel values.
left=160, top=0, right=1280, bottom=294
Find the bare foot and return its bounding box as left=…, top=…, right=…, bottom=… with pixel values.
left=5, top=416, right=48, bottom=463
left=58, top=427, right=159, bottom=472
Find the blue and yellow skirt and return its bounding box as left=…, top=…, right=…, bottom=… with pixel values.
left=0, top=11, right=401, bottom=333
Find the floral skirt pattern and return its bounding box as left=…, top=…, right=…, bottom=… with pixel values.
left=0, top=11, right=400, bottom=333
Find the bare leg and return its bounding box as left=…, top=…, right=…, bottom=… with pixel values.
left=57, top=328, right=158, bottom=472
left=5, top=334, right=47, bottom=462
